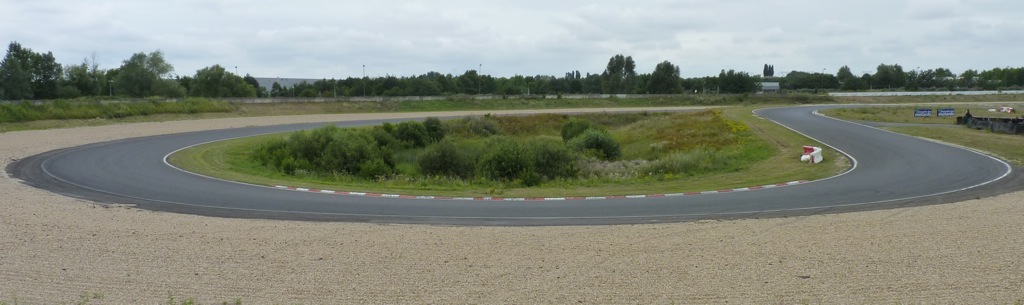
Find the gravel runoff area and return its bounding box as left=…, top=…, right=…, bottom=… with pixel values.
left=2, top=108, right=1023, bottom=304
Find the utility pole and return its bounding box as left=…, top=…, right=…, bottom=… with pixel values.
left=362, top=64, right=366, bottom=97
left=819, top=68, right=826, bottom=92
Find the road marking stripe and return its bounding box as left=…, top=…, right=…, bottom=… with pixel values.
left=268, top=180, right=811, bottom=202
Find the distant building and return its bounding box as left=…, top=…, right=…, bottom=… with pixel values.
left=759, top=82, right=780, bottom=94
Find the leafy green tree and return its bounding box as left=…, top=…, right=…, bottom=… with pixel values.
left=457, top=69, right=481, bottom=95
left=405, top=75, right=442, bottom=96
left=873, top=64, right=906, bottom=89
left=0, top=42, right=33, bottom=99
left=836, top=65, right=855, bottom=82
left=837, top=65, right=866, bottom=91
left=114, top=50, right=184, bottom=97
left=601, top=54, right=637, bottom=94
left=243, top=74, right=265, bottom=97
left=299, top=88, right=316, bottom=97
left=583, top=73, right=602, bottom=93
left=840, top=76, right=868, bottom=91
left=717, top=69, right=759, bottom=93
left=32, top=52, right=62, bottom=99
left=959, top=69, right=979, bottom=88
left=0, top=42, right=61, bottom=100
left=270, top=82, right=285, bottom=97
left=190, top=64, right=257, bottom=97
left=64, top=59, right=100, bottom=97
left=176, top=75, right=193, bottom=94
left=647, top=61, right=682, bottom=94
left=760, top=64, right=776, bottom=77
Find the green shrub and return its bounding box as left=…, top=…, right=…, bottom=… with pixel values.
left=568, top=128, right=621, bottom=160
left=252, top=138, right=288, bottom=167
left=478, top=138, right=533, bottom=182
left=253, top=125, right=395, bottom=177
left=418, top=140, right=476, bottom=179
left=521, top=171, right=542, bottom=187
left=423, top=117, right=445, bottom=142
left=527, top=136, right=577, bottom=180
left=286, top=126, right=340, bottom=165
left=280, top=156, right=299, bottom=175
left=560, top=118, right=595, bottom=141
left=358, top=158, right=395, bottom=180
left=321, top=129, right=394, bottom=175
left=448, top=116, right=502, bottom=137
left=381, top=122, right=396, bottom=133
left=368, top=126, right=400, bottom=148
left=395, top=121, right=429, bottom=147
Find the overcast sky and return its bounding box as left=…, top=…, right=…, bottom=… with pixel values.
left=3, top=0, right=1023, bottom=79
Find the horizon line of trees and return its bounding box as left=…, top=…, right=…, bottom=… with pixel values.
left=4, top=40, right=1024, bottom=101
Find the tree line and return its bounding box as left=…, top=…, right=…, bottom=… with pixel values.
left=3, top=40, right=1023, bottom=101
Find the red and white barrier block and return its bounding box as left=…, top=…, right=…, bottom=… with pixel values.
left=801, top=146, right=823, bottom=164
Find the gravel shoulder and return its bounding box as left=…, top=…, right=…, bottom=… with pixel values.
left=2, top=110, right=1023, bottom=304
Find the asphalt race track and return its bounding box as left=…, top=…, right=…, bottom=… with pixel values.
left=8, top=106, right=1019, bottom=225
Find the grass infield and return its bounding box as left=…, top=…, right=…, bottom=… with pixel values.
left=168, top=106, right=849, bottom=197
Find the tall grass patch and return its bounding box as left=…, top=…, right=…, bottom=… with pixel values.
left=0, top=98, right=235, bottom=123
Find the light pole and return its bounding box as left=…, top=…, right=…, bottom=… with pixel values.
left=362, top=65, right=366, bottom=97
left=915, top=66, right=920, bottom=90
left=478, top=64, right=482, bottom=95
left=234, top=66, right=238, bottom=75
left=108, top=79, right=113, bottom=96
left=819, top=68, right=825, bottom=93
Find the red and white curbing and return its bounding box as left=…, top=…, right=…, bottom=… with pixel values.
left=271, top=180, right=810, bottom=201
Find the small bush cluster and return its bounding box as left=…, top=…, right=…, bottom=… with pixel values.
left=418, top=136, right=578, bottom=185
left=446, top=116, right=502, bottom=137
left=252, top=126, right=396, bottom=178
left=418, top=140, right=476, bottom=179
left=478, top=138, right=535, bottom=182
left=249, top=112, right=769, bottom=188
left=395, top=121, right=430, bottom=147
left=529, top=136, right=578, bottom=180
left=567, top=128, right=621, bottom=160
left=560, top=118, right=595, bottom=141
left=253, top=118, right=445, bottom=179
